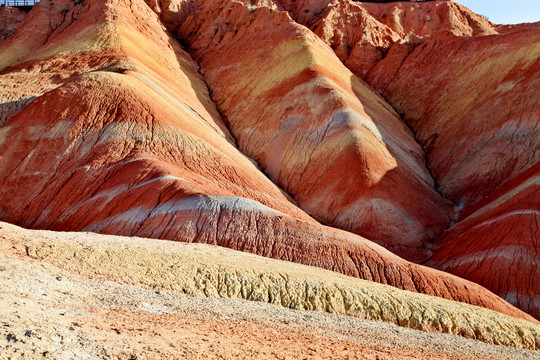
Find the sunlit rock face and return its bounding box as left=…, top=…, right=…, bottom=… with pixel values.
left=0, top=0, right=538, bottom=322
left=269, top=0, right=539, bottom=319
left=173, top=0, right=454, bottom=263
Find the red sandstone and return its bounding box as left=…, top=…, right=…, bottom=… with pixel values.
left=0, top=0, right=538, bottom=324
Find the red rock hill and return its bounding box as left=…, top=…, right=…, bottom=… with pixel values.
left=0, top=0, right=538, bottom=322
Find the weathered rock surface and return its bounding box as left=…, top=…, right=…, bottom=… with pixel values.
left=273, top=0, right=539, bottom=320
left=428, top=164, right=540, bottom=320
left=289, top=0, right=538, bottom=211
left=352, top=8, right=539, bottom=319
left=366, top=27, right=540, bottom=209
left=296, top=0, right=496, bottom=78
left=1, top=71, right=529, bottom=322
left=0, top=6, right=26, bottom=43
left=175, top=0, right=454, bottom=262
left=0, top=6, right=33, bottom=125
left=2, top=222, right=540, bottom=352
left=0, top=0, right=538, bottom=326
left=2, top=0, right=532, bottom=324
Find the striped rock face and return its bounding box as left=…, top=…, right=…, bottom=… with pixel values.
left=427, top=164, right=540, bottom=319
left=279, top=0, right=539, bottom=319
left=292, top=0, right=497, bottom=78
left=377, top=31, right=540, bottom=319
left=176, top=0, right=454, bottom=263
left=0, top=0, right=538, bottom=325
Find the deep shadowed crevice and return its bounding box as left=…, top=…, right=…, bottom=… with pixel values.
left=164, top=27, right=306, bottom=209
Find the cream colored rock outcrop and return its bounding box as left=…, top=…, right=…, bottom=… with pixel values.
left=3, top=222, right=538, bottom=350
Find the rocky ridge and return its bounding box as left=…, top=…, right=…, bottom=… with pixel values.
left=174, top=0, right=454, bottom=262
left=0, top=0, right=538, bottom=338
left=254, top=0, right=540, bottom=319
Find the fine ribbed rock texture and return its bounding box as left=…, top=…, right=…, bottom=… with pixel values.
left=350, top=4, right=539, bottom=319
left=366, top=28, right=539, bottom=209
left=2, top=0, right=532, bottom=325
left=0, top=0, right=538, bottom=328
left=0, top=6, right=31, bottom=125
left=427, top=164, right=540, bottom=320
left=271, top=0, right=540, bottom=320
left=3, top=222, right=540, bottom=350
left=296, top=0, right=538, bottom=212
left=175, top=0, right=454, bottom=262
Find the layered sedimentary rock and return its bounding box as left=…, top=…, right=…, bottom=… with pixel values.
left=3, top=224, right=539, bottom=359
left=274, top=0, right=540, bottom=319
left=0, top=0, right=535, bottom=324
left=1, top=0, right=538, bottom=326
left=294, top=0, right=496, bottom=78
left=0, top=6, right=32, bottom=125
left=0, top=0, right=310, bottom=237
left=428, top=164, right=540, bottom=319
left=176, top=0, right=454, bottom=262
left=366, top=28, right=540, bottom=208
left=361, top=10, right=539, bottom=318
left=287, top=0, right=538, bottom=210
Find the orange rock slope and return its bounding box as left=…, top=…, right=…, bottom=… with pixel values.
left=427, top=164, right=540, bottom=319
left=307, top=1, right=539, bottom=318
left=274, top=0, right=539, bottom=319
left=175, top=0, right=454, bottom=262
left=402, top=29, right=539, bottom=318
left=0, top=0, right=538, bottom=324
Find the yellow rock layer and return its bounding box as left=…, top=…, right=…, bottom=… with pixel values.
left=3, top=221, right=538, bottom=350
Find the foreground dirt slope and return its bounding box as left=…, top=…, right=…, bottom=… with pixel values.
left=1, top=0, right=535, bottom=322
left=1, top=222, right=539, bottom=358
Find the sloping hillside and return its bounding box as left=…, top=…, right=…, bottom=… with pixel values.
left=0, top=3, right=538, bottom=356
